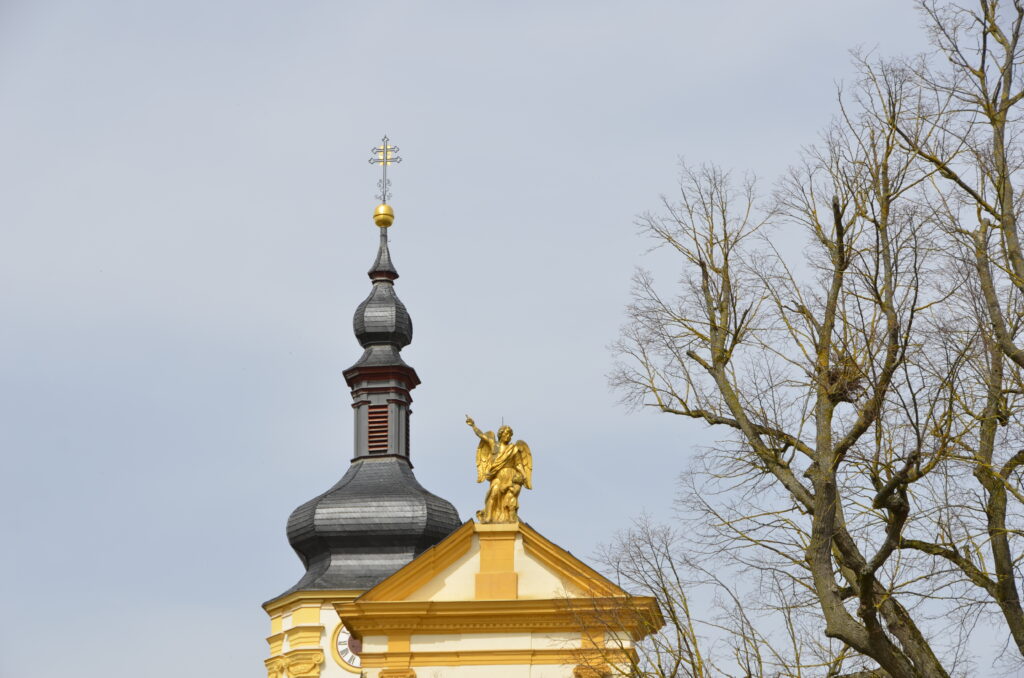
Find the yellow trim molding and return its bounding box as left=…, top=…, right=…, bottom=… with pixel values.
left=285, top=625, right=323, bottom=648
left=291, top=607, right=320, bottom=625
left=380, top=633, right=414, bottom=672
left=360, top=648, right=633, bottom=668
left=337, top=596, right=662, bottom=638
left=474, top=522, right=521, bottom=533
left=263, top=589, right=363, bottom=616
left=266, top=631, right=285, bottom=655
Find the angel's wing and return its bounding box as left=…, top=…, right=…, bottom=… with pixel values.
left=514, top=440, right=533, bottom=490
left=475, top=433, right=495, bottom=483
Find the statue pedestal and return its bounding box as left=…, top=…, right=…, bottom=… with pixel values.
left=475, top=522, right=519, bottom=599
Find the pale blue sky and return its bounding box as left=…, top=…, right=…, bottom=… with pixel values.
left=0, top=3, right=928, bottom=676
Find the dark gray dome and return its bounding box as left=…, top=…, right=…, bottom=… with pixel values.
left=352, top=229, right=412, bottom=349
left=353, top=282, right=412, bottom=348
left=280, top=457, right=462, bottom=594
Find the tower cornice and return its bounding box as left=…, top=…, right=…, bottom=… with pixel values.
left=343, top=363, right=421, bottom=390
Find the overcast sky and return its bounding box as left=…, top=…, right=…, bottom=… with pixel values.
left=0, top=3, right=931, bottom=677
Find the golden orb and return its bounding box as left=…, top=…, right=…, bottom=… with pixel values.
left=373, top=203, right=394, bottom=228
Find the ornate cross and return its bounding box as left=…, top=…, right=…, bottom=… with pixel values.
left=368, top=135, right=402, bottom=204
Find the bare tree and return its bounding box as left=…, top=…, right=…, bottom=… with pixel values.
left=857, top=0, right=1024, bottom=662
left=586, top=517, right=886, bottom=678
left=609, top=11, right=1014, bottom=670
left=611, top=3, right=1024, bottom=675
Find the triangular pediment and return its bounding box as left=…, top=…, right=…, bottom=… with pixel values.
left=356, top=520, right=625, bottom=603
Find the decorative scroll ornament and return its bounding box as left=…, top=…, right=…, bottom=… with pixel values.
left=264, top=656, right=287, bottom=678
left=284, top=649, right=325, bottom=678
left=466, top=415, right=533, bottom=523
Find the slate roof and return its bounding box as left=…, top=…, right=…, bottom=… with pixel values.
left=278, top=456, right=462, bottom=595
left=352, top=231, right=411, bottom=349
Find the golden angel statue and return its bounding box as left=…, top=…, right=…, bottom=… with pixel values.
left=466, top=415, right=533, bottom=523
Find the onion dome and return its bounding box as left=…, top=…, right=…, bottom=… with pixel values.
left=270, top=203, right=462, bottom=600
left=281, top=457, right=461, bottom=592
left=351, top=228, right=412, bottom=351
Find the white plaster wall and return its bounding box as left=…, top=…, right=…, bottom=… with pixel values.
left=276, top=611, right=292, bottom=653
left=409, top=630, right=582, bottom=652
left=411, top=631, right=534, bottom=652
left=515, top=535, right=584, bottom=599
left=361, top=634, right=389, bottom=654
left=531, top=631, right=580, bottom=650
left=604, top=630, right=634, bottom=651
left=407, top=630, right=581, bottom=655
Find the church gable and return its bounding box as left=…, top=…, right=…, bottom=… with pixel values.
left=356, top=520, right=626, bottom=604
left=336, top=520, right=661, bottom=678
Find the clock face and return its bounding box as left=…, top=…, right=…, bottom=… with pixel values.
left=333, top=622, right=362, bottom=671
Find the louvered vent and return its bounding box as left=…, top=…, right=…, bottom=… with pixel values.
left=367, top=404, right=389, bottom=453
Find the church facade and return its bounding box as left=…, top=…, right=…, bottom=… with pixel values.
left=263, top=151, right=661, bottom=677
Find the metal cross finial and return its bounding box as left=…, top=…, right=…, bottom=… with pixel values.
left=368, top=135, right=402, bottom=203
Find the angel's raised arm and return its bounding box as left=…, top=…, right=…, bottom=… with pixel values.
left=465, top=414, right=487, bottom=441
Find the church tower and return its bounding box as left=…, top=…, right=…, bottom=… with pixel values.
left=263, top=139, right=462, bottom=678
left=264, top=138, right=664, bottom=678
